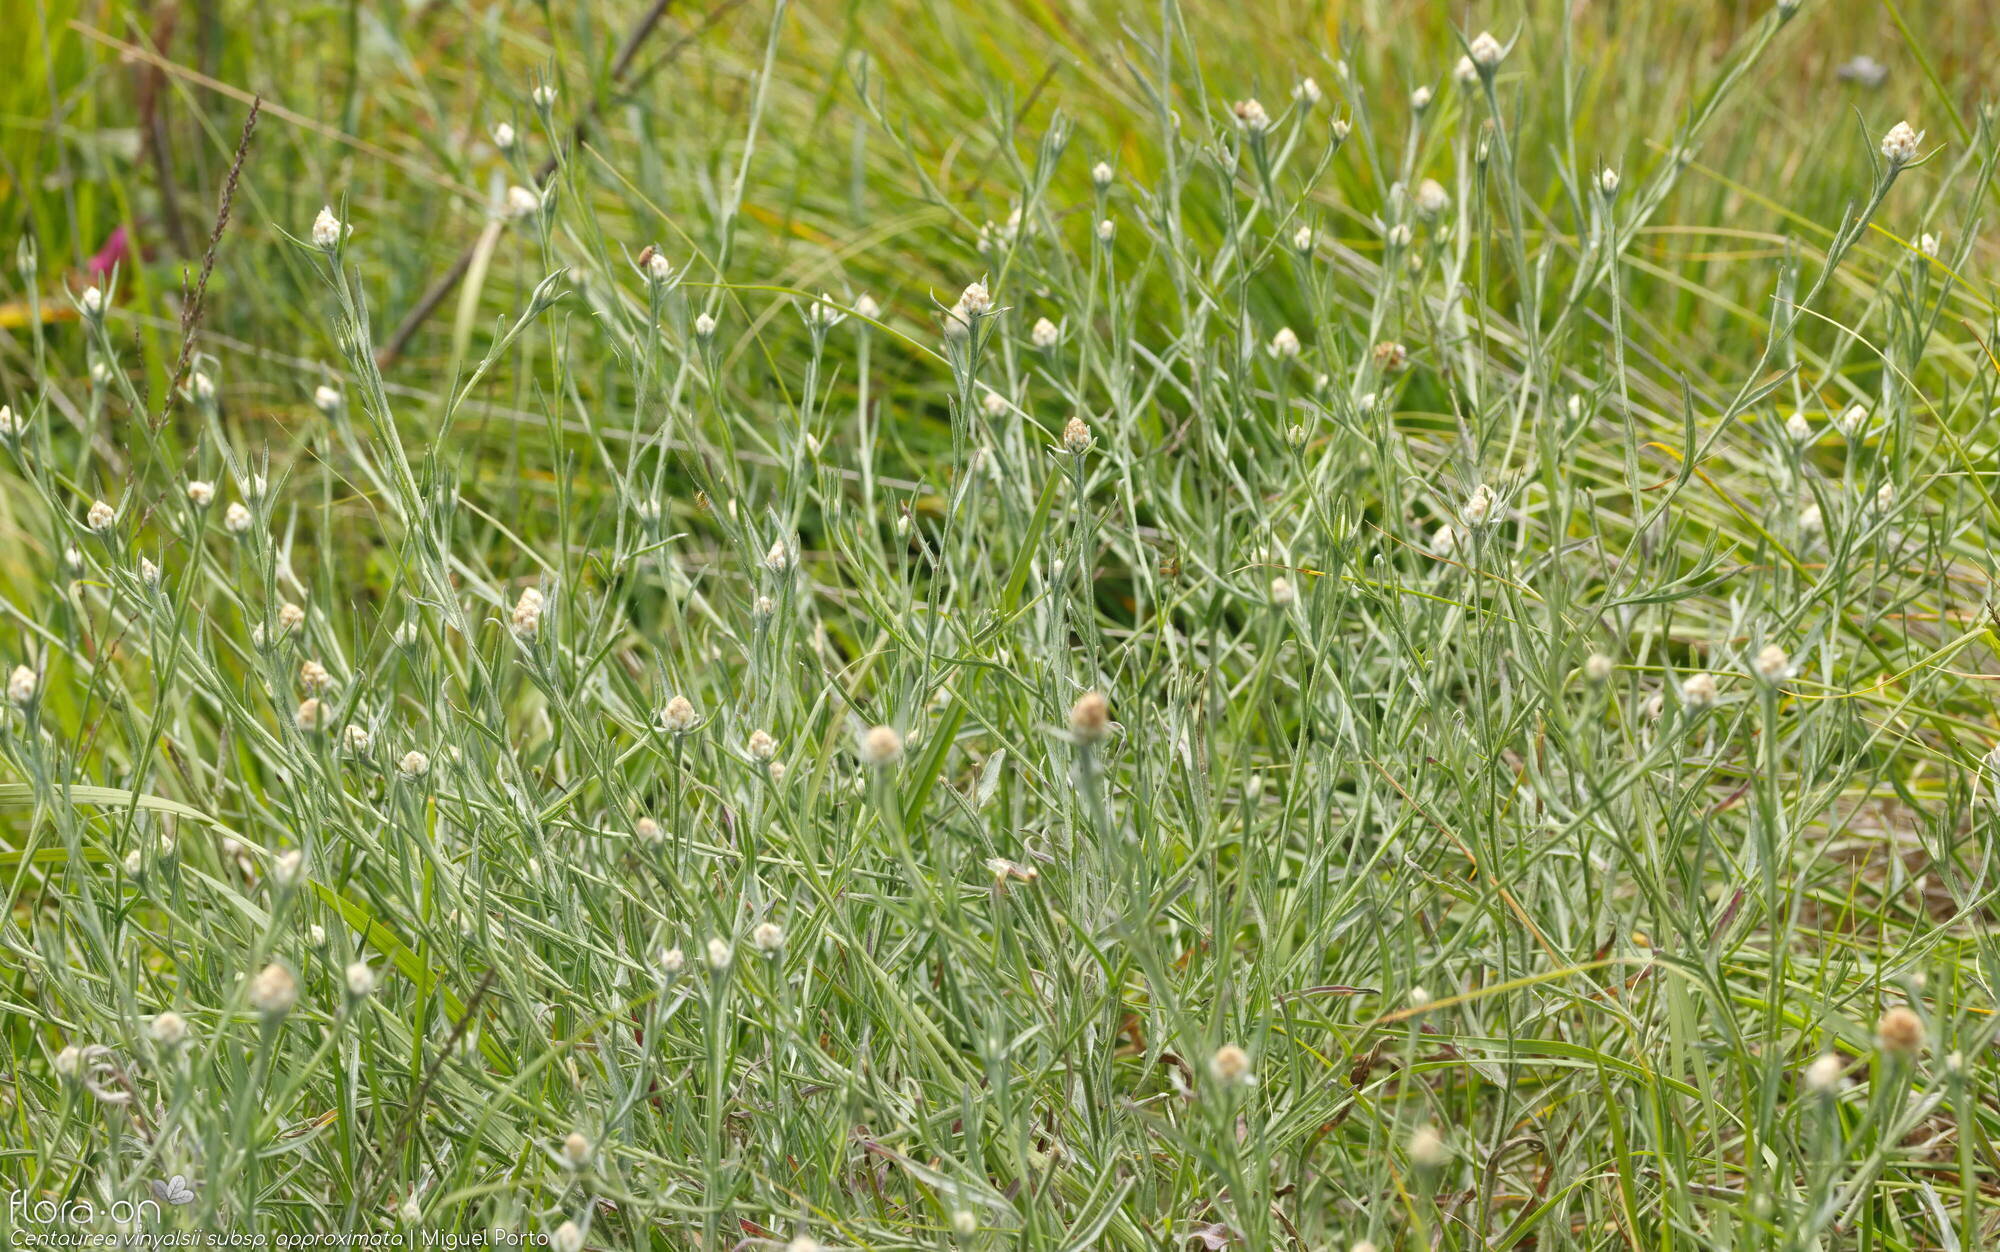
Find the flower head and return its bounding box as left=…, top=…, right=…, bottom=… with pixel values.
left=9, top=665, right=37, bottom=706
left=1468, top=31, right=1504, bottom=68
left=1292, top=77, right=1322, bottom=107
left=1068, top=691, right=1111, bottom=741
left=705, top=937, right=733, bottom=970
left=1268, top=326, right=1301, bottom=359
left=860, top=723, right=903, bottom=766
left=1880, top=120, right=1922, bottom=166
left=1208, top=1042, right=1253, bottom=1086
left=1753, top=644, right=1792, bottom=682
left=1414, top=179, right=1450, bottom=218
left=345, top=961, right=376, bottom=998
left=1682, top=673, right=1717, bottom=708
left=1232, top=99, right=1271, bottom=133
left=659, top=696, right=697, bottom=734
left=248, top=963, right=299, bottom=1017
left=312, top=207, right=345, bottom=250
left=1876, top=1006, right=1924, bottom=1054
left=505, top=184, right=542, bottom=219
left=86, top=500, right=116, bottom=532
left=149, top=1012, right=189, bottom=1046
left=294, top=698, right=325, bottom=732
left=753, top=921, right=785, bottom=953
left=398, top=750, right=430, bottom=779
left=1061, top=415, right=1093, bottom=455
left=511, top=586, right=545, bottom=640
left=1462, top=483, right=1496, bottom=526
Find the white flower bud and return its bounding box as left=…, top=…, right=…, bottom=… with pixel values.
left=1682, top=673, right=1717, bottom=708
left=149, top=1012, right=189, bottom=1046
left=1880, top=120, right=1921, bottom=166
left=1208, top=1042, right=1253, bottom=1086
left=9, top=665, right=38, bottom=705
left=1231, top=99, right=1271, bottom=132
left=1068, top=691, right=1110, bottom=741
left=311, top=207, right=345, bottom=250
left=248, top=963, right=299, bottom=1017
left=345, top=961, right=376, bottom=997
left=1753, top=644, right=1792, bottom=682
left=492, top=122, right=516, bottom=150
left=1468, top=31, right=1504, bottom=68
left=659, top=695, right=697, bottom=734
left=859, top=723, right=903, bottom=765
left=505, top=184, right=542, bottom=219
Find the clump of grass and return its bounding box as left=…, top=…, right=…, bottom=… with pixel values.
left=3, top=1, right=1999, bottom=1248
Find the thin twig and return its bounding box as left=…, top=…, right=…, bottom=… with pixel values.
left=159, top=97, right=259, bottom=429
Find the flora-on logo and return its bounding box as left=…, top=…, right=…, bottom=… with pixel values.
left=149, top=1175, right=197, bottom=1205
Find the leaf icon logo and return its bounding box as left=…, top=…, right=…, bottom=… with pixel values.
left=149, top=1175, right=196, bottom=1205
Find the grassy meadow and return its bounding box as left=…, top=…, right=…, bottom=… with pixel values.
left=3, top=0, right=2000, bottom=1247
